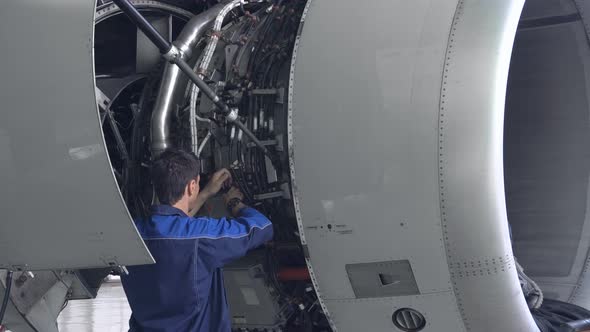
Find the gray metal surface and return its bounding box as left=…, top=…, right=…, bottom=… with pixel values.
left=136, top=15, right=171, bottom=73
left=521, top=0, right=578, bottom=19
left=0, top=273, right=36, bottom=332
left=3, top=0, right=590, bottom=330
left=0, top=270, right=72, bottom=332
left=23, top=274, right=72, bottom=332
left=290, top=0, right=538, bottom=330
left=289, top=0, right=464, bottom=330
left=0, top=0, right=153, bottom=269
left=9, top=271, right=60, bottom=314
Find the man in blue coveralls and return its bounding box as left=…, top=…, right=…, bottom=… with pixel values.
left=121, top=149, right=273, bottom=332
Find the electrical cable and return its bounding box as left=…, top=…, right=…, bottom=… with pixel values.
left=0, top=271, right=14, bottom=327
left=197, top=131, right=212, bottom=157
left=516, top=260, right=544, bottom=309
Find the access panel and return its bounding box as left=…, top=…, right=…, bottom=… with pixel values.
left=0, top=0, right=153, bottom=270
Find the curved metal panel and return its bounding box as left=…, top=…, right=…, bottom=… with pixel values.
left=0, top=0, right=153, bottom=269
left=290, top=0, right=465, bottom=330
left=291, top=0, right=542, bottom=330
left=439, top=0, right=538, bottom=330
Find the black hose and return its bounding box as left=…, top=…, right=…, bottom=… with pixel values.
left=533, top=299, right=590, bottom=332
left=301, top=310, right=314, bottom=332
left=0, top=271, right=14, bottom=326
left=561, top=319, right=590, bottom=332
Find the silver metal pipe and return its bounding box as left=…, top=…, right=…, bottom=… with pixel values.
left=174, top=3, right=226, bottom=58
left=151, top=3, right=225, bottom=154
left=151, top=65, right=181, bottom=153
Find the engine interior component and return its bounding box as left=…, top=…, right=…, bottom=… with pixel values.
left=97, top=1, right=328, bottom=331
left=224, top=250, right=289, bottom=329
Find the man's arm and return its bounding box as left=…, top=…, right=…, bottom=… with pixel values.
left=198, top=188, right=274, bottom=268
left=190, top=193, right=210, bottom=217
left=188, top=168, right=230, bottom=216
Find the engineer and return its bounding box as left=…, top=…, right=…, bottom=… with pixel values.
left=121, top=148, right=273, bottom=332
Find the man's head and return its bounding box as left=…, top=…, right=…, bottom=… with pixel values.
left=151, top=149, right=201, bottom=206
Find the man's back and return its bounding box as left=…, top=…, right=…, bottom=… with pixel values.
left=121, top=204, right=273, bottom=332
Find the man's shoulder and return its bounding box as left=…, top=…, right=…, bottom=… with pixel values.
left=135, top=208, right=271, bottom=240
left=135, top=214, right=216, bottom=240
left=197, top=208, right=272, bottom=240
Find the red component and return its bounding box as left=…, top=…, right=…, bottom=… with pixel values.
left=277, top=267, right=311, bottom=281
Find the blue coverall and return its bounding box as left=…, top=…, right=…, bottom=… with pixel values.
left=121, top=204, right=273, bottom=332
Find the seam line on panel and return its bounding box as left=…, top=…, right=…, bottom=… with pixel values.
left=438, top=0, right=469, bottom=331
left=286, top=1, right=337, bottom=330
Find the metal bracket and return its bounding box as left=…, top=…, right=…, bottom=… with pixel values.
left=225, top=107, right=240, bottom=123
left=162, top=44, right=181, bottom=62
left=110, top=263, right=129, bottom=276
left=253, top=183, right=291, bottom=201
left=246, top=139, right=278, bottom=148
left=95, top=86, right=111, bottom=111
left=276, top=87, right=285, bottom=104
left=14, top=272, right=35, bottom=287
left=95, top=87, right=111, bottom=125
left=253, top=191, right=284, bottom=200
left=101, top=257, right=129, bottom=275
left=118, top=265, right=129, bottom=276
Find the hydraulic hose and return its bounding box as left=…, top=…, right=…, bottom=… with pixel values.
left=516, top=260, right=544, bottom=309
left=0, top=271, right=14, bottom=327
left=561, top=319, right=590, bottom=332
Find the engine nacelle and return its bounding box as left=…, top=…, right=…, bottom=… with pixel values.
left=2, top=0, right=590, bottom=331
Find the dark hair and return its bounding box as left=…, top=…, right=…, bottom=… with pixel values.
left=151, top=149, right=201, bottom=205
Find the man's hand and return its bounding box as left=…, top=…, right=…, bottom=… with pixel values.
left=201, top=168, right=231, bottom=199
left=224, top=187, right=246, bottom=216
left=223, top=186, right=244, bottom=204
left=188, top=169, right=231, bottom=217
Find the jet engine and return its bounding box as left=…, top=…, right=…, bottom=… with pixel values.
left=2, top=0, right=590, bottom=331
